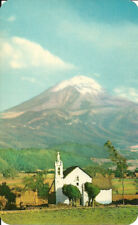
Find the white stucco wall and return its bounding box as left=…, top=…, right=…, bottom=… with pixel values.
left=63, top=167, right=92, bottom=205
left=55, top=177, right=69, bottom=204
left=64, top=167, right=92, bottom=192
left=95, top=189, right=112, bottom=204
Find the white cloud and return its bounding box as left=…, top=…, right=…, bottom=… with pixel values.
left=0, top=36, right=74, bottom=71
left=7, top=16, right=16, bottom=22
left=114, top=87, right=138, bottom=103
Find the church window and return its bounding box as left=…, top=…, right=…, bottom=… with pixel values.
left=76, top=176, right=79, bottom=181
left=58, top=167, right=60, bottom=175
left=76, top=182, right=79, bottom=186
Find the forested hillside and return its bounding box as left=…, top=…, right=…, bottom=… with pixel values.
left=0, top=143, right=137, bottom=172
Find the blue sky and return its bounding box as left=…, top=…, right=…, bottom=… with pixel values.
left=0, top=0, right=138, bottom=111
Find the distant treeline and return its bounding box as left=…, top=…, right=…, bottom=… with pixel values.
left=0, top=142, right=136, bottom=173
left=0, top=148, right=94, bottom=172
left=0, top=143, right=108, bottom=172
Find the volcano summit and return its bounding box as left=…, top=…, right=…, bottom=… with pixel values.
left=0, top=76, right=137, bottom=149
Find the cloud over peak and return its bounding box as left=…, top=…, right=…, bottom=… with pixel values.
left=114, top=87, right=138, bottom=103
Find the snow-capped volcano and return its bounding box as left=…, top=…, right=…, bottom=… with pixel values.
left=0, top=74, right=137, bottom=149
left=52, top=75, right=104, bottom=95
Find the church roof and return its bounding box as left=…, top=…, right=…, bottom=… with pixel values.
left=63, top=166, right=77, bottom=177
left=63, top=166, right=92, bottom=178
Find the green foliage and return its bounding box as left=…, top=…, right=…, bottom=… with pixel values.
left=85, top=182, right=100, bottom=207
left=112, top=178, right=137, bottom=195
left=34, top=173, right=49, bottom=199
left=23, top=173, right=49, bottom=200
left=2, top=168, right=18, bottom=179
left=54, top=143, right=108, bottom=158
left=84, top=165, right=112, bottom=178
left=0, top=182, right=16, bottom=209
left=0, top=148, right=92, bottom=172
left=0, top=143, right=135, bottom=173
left=0, top=158, right=9, bottom=171
left=104, top=140, right=128, bottom=204
left=23, top=176, right=37, bottom=192
left=0, top=148, right=56, bottom=172
left=104, top=140, right=128, bottom=177
left=62, top=184, right=81, bottom=206
left=115, top=168, right=135, bottom=178
left=38, top=183, right=49, bottom=200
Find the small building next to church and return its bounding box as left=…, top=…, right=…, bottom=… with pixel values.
left=55, top=152, right=112, bottom=206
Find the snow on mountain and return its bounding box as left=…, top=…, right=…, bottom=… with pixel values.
left=52, top=76, right=104, bottom=95
left=0, top=75, right=137, bottom=149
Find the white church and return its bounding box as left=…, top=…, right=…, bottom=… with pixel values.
left=54, top=152, right=112, bottom=206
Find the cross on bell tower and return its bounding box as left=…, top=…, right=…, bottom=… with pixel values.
left=55, top=152, right=63, bottom=178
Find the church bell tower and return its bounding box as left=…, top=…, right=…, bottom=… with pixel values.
left=55, top=152, right=64, bottom=203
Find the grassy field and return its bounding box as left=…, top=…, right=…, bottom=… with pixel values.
left=1, top=174, right=136, bottom=194
left=0, top=206, right=137, bottom=225
left=112, top=178, right=137, bottom=195
left=0, top=174, right=137, bottom=207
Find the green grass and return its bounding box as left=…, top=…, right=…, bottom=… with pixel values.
left=0, top=207, right=137, bottom=225
left=112, top=178, right=137, bottom=195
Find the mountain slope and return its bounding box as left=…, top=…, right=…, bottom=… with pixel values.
left=0, top=76, right=137, bottom=150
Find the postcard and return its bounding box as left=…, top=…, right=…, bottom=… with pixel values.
left=0, top=0, right=137, bottom=224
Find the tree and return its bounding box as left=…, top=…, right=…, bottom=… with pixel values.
left=85, top=182, right=100, bottom=208
left=34, top=173, right=49, bottom=200
left=126, top=170, right=135, bottom=178
left=84, top=166, right=97, bottom=178
left=23, top=173, right=49, bottom=204
left=104, top=140, right=128, bottom=205
left=0, top=182, right=16, bottom=209
left=14, top=186, right=24, bottom=209
left=62, top=184, right=81, bottom=206
left=2, top=168, right=18, bottom=179
left=84, top=165, right=111, bottom=178
left=23, top=176, right=37, bottom=191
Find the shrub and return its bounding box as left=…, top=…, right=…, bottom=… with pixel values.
left=62, top=184, right=81, bottom=206
left=85, top=182, right=100, bottom=208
